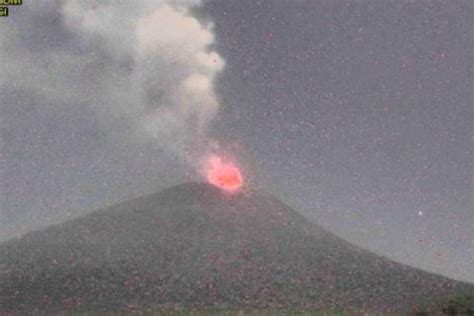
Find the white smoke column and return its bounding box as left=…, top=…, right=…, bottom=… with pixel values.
left=135, top=4, right=224, bottom=153
left=61, top=0, right=224, bottom=159
left=0, top=0, right=225, bottom=236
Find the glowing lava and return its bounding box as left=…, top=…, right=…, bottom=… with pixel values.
left=206, top=155, right=243, bottom=192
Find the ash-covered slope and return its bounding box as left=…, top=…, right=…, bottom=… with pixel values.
left=0, top=183, right=472, bottom=313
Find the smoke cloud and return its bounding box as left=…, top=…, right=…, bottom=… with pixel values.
left=1, top=0, right=224, bottom=163
left=0, top=0, right=226, bottom=236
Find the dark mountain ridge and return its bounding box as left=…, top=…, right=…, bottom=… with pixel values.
left=1, top=182, right=472, bottom=313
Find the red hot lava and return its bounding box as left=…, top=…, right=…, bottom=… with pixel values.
left=206, top=155, right=243, bottom=192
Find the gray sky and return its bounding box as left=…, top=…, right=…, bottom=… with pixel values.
left=1, top=1, right=473, bottom=283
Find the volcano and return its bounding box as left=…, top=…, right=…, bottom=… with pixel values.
left=0, top=183, right=472, bottom=313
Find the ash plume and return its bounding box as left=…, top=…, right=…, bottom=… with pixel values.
left=0, top=0, right=225, bottom=236
left=1, top=0, right=224, bottom=162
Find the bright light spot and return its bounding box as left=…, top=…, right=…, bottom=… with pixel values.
left=206, top=155, right=243, bottom=192
left=418, top=211, right=423, bottom=216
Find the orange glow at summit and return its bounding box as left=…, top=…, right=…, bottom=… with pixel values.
left=205, top=155, right=243, bottom=192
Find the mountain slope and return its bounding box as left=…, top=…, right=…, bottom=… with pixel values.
left=0, top=182, right=472, bottom=313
